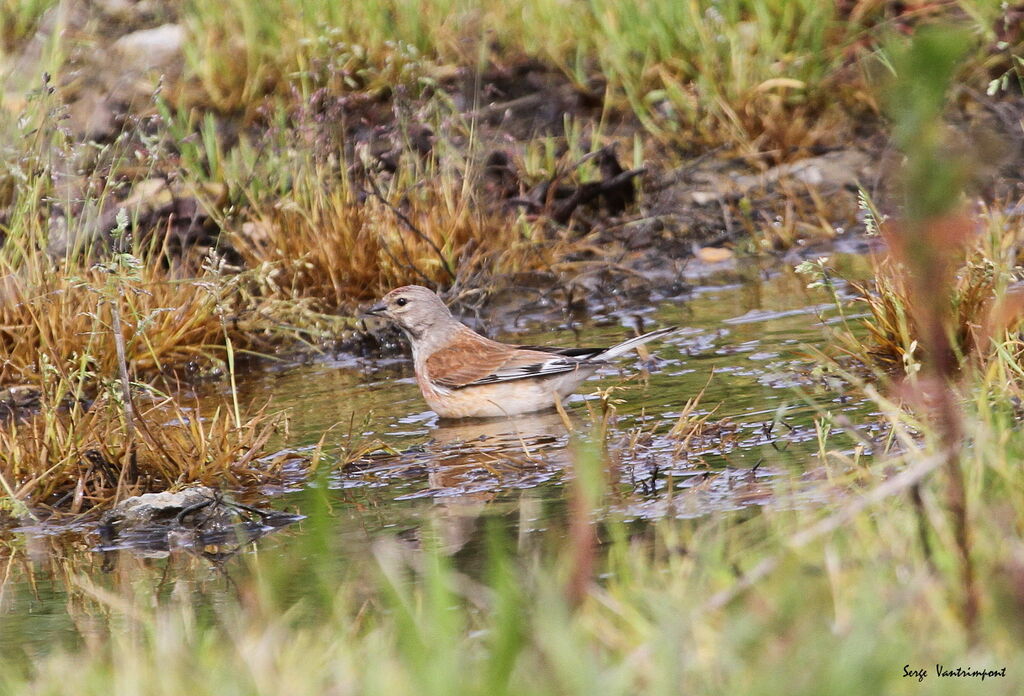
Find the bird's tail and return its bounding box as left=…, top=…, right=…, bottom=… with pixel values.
left=595, top=326, right=678, bottom=361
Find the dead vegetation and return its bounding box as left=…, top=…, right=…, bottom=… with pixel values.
left=815, top=206, right=1024, bottom=372
left=0, top=259, right=240, bottom=384
left=232, top=175, right=545, bottom=307
left=0, top=387, right=295, bottom=517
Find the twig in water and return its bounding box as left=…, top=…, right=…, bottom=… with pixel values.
left=108, top=288, right=138, bottom=501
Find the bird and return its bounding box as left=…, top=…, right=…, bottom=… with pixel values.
left=363, top=285, right=676, bottom=419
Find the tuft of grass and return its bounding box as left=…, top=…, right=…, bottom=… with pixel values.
left=174, top=0, right=871, bottom=152
left=180, top=0, right=452, bottom=116
left=585, top=0, right=854, bottom=151
left=0, top=385, right=293, bottom=516
left=5, top=0, right=1014, bottom=159
left=0, top=253, right=251, bottom=384
left=179, top=1, right=1010, bottom=154
left=817, top=205, right=1022, bottom=373
left=231, top=175, right=550, bottom=307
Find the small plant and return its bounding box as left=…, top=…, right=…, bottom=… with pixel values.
left=815, top=203, right=1021, bottom=372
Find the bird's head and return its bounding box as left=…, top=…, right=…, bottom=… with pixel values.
left=363, top=285, right=454, bottom=340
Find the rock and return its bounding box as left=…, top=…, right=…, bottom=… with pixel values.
left=689, top=190, right=722, bottom=206
left=94, top=0, right=135, bottom=20
left=47, top=178, right=230, bottom=268
left=97, top=486, right=303, bottom=560
left=757, top=149, right=872, bottom=189
left=111, top=24, right=185, bottom=74
left=240, top=220, right=273, bottom=248
left=695, top=246, right=734, bottom=264
left=121, top=179, right=228, bottom=217
left=121, top=178, right=173, bottom=217
left=101, top=486, right=222, bottom=532
left=47, top=206, right=96, bottom=259
left=0, top=385, right=41, bottom=415
left=105, top=23, right=186, bottom=101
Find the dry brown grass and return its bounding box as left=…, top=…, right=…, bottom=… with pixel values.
left=0, top=258, right=250, bottom=385
left=0, top=389, right=295, bottom=516
left=230, top=179, right=557, bottom=307
left=845, top=213, right=1021, bottom=369
left=850, top=254, right=999, bottom=368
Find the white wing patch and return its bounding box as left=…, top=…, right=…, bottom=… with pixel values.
left=453, top=356, right=600, bottom=388
left=435, top=325, right=677, bottom=391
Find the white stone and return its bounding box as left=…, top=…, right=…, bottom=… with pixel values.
left=112, top=23, right=185, bottom=72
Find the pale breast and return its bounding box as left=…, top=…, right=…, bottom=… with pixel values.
left=416, top=370, right=597, bottom=419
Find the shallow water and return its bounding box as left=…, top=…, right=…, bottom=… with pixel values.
left=0, top=252, right=880, bottom=656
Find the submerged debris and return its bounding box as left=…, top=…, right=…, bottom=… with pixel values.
left=98, top=486, right=301, bottom=559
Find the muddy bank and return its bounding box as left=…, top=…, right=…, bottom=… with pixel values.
left=3, top=2, right=1021, bottom=329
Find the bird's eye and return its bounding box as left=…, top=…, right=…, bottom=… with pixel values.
left=395, top=297, right=408, bottom=307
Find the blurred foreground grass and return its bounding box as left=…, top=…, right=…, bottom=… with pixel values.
left=2, top=388, right=1024, bottom=695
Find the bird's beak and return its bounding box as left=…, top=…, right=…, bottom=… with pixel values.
left=362, top=303, right=387, bottom=317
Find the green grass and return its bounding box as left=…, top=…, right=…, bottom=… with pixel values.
left=0, top=0, right=57, bottom=54
left=171, top=1, right=1007, bottom=150
left=179, top=0, right=852, bottom=146
left=2, top=1, right=1014, bottom=153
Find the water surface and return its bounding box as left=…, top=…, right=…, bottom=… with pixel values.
left=0, top=252, right=879, bottom=657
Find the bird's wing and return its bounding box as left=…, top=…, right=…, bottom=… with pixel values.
left=426, top=332, right=593, bottom=390
left=514, top=344, right=605, bottom=360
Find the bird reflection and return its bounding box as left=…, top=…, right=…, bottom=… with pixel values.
left=411, top=410, right=572, bottom=556
left=423, top=409, right=571, bottom=489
